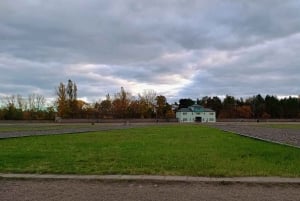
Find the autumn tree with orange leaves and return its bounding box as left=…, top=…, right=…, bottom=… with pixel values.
left=56, top=79, right=78, bottom=118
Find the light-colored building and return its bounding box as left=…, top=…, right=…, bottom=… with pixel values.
left=176, top=104, right=216, bottom=123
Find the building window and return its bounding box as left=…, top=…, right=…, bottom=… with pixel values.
left=183, top=118, right=187, bottom=121
left=183, top=112, right=187, bottom=115
left=210, top=112, right=214, bottom=115
left=196, top=112, right=200, bottom=115
left=209, top=118, right=215, bottom=121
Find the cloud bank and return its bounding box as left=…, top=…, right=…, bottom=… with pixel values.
left=1, top=0, right=300, bottom=102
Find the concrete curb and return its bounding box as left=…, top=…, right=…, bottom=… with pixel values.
left=1, top=174, right=300, bottom=184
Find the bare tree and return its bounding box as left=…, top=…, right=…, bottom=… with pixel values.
left=16, top=94, right=26, bottom=110
left=141, top=89, right=157, bottom=107
left=2, top=95, right=16, bottom=108
left=28, top=93, right=45, bottom=111
left=137, top=90, right=157, bottom=118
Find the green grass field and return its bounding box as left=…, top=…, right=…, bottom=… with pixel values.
left=0, top=124, right=93, bottom=132
left=0, top=125, right=299, bottom=177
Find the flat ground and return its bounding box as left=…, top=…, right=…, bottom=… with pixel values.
left=1, top=122, right=300, bottom=200
left=1, top=179, right=300, bottom=201
left=211, top=122, right=300, bottom=147
left=1, top=124, right=299, bottom=176
left=0, top=123, right=139, bottom=139
left=1, top=122, right=300, bottom=148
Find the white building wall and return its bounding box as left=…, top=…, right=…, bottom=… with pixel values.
left=176, top=112, right=216, bottom=123
left=199, top=112, right=216, bottom=123
left=176, top=112, right=194, bottom=122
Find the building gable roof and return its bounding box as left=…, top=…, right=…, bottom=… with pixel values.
left=177, top=104, right=215, bottom=113
left=177, top=108, right=192, bottom=112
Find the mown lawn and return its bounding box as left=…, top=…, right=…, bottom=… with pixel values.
left=0, top=124, right=93, bottom=132
left=0, top=125, right=299, bottom=177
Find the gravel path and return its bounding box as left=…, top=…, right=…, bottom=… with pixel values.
left=0, top=125, right=135, bottom=139
left=1, top=179, right=300, bottom=201
left=211, top=123, right=300, bottom=148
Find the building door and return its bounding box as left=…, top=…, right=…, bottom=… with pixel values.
left=195, top=117, right=202, bottom=122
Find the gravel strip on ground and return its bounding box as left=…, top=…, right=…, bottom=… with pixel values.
left=0, top=125, right=135, bottom=139
left=1, top=179, right=300, bottom=201
left=211, top=123, right=300, bottom=148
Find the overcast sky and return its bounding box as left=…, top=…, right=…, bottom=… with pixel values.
left=1, top=0, right=300, bottom=103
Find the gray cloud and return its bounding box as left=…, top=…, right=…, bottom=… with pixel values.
left=1, top=0, right=300, bottom=103
left=178, top=33, right=300, bottom=99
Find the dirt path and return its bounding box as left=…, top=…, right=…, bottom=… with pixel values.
left=0, top=124, right=139, bottom=139
left=0, top=123, right=175, bottom=139
left=211, top=123, right=300, bottom=148
left=1, top=179, right=300, bottom=201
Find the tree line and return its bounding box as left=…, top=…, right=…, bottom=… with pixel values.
left=0, top=80, right=174, bottom=120
left=179, top=94, right=300, bottom=119
left=1, top=79, right=300, bottom=120
left=55, top=80, right=174, bottom=119
left=0, top=93, right=55, bottom=120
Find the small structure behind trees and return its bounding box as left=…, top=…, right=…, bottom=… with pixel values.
left=1, top=80, right=300, bottom=120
